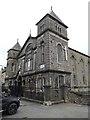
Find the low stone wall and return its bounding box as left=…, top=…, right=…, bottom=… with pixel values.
left=68, top=90, right=90, bottom=105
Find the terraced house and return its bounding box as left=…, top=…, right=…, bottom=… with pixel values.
left=5, top=9, right=90, bottom=105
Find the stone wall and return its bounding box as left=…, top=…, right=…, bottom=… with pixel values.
left=68, top=90, right=90, bottom=105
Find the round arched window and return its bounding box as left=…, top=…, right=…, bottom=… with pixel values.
left=57, top=44, right=62, bottom=63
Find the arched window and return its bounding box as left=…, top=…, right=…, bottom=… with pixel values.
left=24, top=43, right=33, bottom=71
left=80, top=59, right=86, bottom=85
left=57, top=44, right=62, bottom=63
left=40, top=41, right=44, bottom=62
left=33, top=48, right=37, bottom=70
left=70, top=55, right=76, bottom=70
left=70, top=55, right=77, bottom=86
left=80, top=59, right=84, bottom=73
left=83, top=75, right=86, bottom=85
left=11, top=63, right=15, bottom=72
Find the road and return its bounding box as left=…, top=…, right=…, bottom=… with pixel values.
left=2, top=100, right=89, bottom=118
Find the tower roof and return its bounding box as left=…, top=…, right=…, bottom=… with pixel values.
left=49, top=9, right=63, bottom=24
left=8, top=39, right=21, bottom=52
left=36, top=9, right=68, bottom=28
left=11, top=41, right=21, bottom=51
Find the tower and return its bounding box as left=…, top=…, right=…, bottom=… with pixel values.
left=6, top=40, right=21, bottom=83
left=36, top=8, right=71, bottom=103
left=36, top=8, right=70, bottom=79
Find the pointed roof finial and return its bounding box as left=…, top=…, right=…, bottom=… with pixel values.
left=30, top=29, right=31, bottom=36
left=17, top=38, right=19, bottom=43
left=51, top=6, right=52, bottom=11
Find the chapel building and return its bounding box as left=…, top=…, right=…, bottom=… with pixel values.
left=5, top=9, right=90, bottom=104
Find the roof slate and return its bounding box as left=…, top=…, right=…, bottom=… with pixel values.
left=49, top=9, right=63, bottom=24
left=36, top=9, right=68, bottom=28
left=11, top=42, right=21, bottom=51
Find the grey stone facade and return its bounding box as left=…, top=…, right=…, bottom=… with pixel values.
left=5, top=9, right=90, bottom=104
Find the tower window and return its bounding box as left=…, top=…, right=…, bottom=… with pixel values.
left=55, top=25, right=57, bottom=30
left=40, top=41, right=44, bottom=62
left=11, top=63, right=15, bottom=72
left=57, top=27, right=61, bottom=33
left=57, top=44, right=62, bottom=63
left=59, top=28, right=61, bottom=33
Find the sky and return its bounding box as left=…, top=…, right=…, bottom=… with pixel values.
left=0, top=0, right=89, bottom=68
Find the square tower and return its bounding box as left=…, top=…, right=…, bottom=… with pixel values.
left=35, top=9, right=71, bottom=102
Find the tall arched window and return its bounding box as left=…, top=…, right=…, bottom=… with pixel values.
left=70, top=55, right=76, bottom=70
left=33, top=48, right=37, bottom=70
left=88, top=61, right=90, bottom=72
left=80, top=59, right=86, bottom=85
left=11, top=63, right=15, bottom=72
left=80, top=59, right=84, bottom=73
left=70, top=55, right=77, bottom=86
left=40, top=41, right=44, bottom=62
left=57, top=44, right=62, bottom=63
left=24, top=43, right=33, bottom=71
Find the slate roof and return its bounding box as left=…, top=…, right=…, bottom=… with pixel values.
left=11, top=41, right=21, bottom=51
left=36, top=9, right=68, bottom=28
left=49, top=9, right=63, bottom=24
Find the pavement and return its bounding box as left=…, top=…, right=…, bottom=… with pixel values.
left=2, top=100, right=89, bottom=118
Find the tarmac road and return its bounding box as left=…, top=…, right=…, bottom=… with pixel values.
left=2, top=100, right=89, bottom=118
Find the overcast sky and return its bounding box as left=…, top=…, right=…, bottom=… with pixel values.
left=0, top=0, right=89, bottom=68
